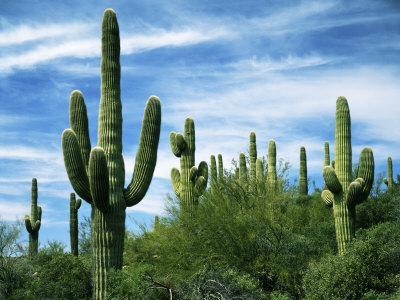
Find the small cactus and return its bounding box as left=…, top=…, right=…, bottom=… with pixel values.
left=210, top=154, right=224, bottom=193
left=267, top=140, right=277, bottom=192
left=218, top=154, right=224, bottom=181
left=238, top=152, right=248, bottom=188
left=299, top=146, right=308, bottom=196
left=322, top=97, right=374, bottom=255
left=384, top=157, right=397, bottom=189
left=324, top=142, right=330, bottom=167
left=69, top=193, right=81, bottom=256
left=25, top=178, right=42, bottom=257
left=170, top=118, right=208, bottom=211
left=256, top=158, right=265, bottom=191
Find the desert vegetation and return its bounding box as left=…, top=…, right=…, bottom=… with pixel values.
left=0, top=7, right=399, bottom=300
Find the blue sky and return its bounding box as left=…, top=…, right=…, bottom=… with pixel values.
left=0, top=0, right=399, bottom=248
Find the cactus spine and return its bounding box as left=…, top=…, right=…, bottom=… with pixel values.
left=170, top=118, right=208, bottom=211
left=322, top=97, right=374, bottom=255
left=69, top=193, right=81, bottom=256
left=267, top=140, right=277, bottom=192
left=25, top=178, right=42, bottom=257
left=299, top=146, right=308, bottom=196
left=384, top=157, right=396, bottom=189
left=61, top=9, right=161, bottom=299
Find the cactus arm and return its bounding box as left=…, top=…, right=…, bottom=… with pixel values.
left=37, top=206, right=42, bottom=221
left=239, top=152, right=247, bottom=183
left=33, top=220, right=41, bottom=231
left=267, top=140, right=277, bottom=192
left=197, top=161, right=208, bottom=183
left=69, top=90, right=91, bottom=168
left=195, top=161, right=208, bottom=194
left=385, top=157, right=393, bottom=188
left=321, top=190, right=334, bottom=206
left=75, top=198, right=82, bottom=210
left=124, top=96, right=161, bottom=207
left=189, top=166, right=198, bottom=182
left=195, top=176, right=207, bottom=194
left=323, top=166, right=342, bottom=194
left=62, top=129, right=92, bottom=203
left=210, top=155, right=217, bottom=188
left=347, top=178, right=365, bottom=206
left=24, top=216, right=33, bottom=233
left=89, top=147, right=109, bottom=211
left=170, top=132, right=185, bottom=157
left=171, top=168, right=181, bottom=196
left=357, top=148, right=374, bottom=199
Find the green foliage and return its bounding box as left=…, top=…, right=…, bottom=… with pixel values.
left=61, top=8, right=161, bottom=298
left=29, top=253, right=91, bottom=299
left=303, top=222, right=400, bottom=300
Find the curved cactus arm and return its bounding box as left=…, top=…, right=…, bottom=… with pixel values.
left=323, top=166, right=342, bottom=194
left=75, top=198, right=82, bottom=210
left=171, top=168, right=181, bottom=196
left=195, top=176, right=207, bottom=194
left=89, top=147, right=109, bottom=212
left=170, top=132, right=185, bottom=157
left=69, top=90, right=91, bottom=168
left=33, top=220, right=41, bottom=231
left=189, top=166, right=198, bottom=182
left=347, top=178, right=365, bottom=206
left=197, top=161, right=208, bottom=183
left=124, top=96, right=161, bottom=207
left=357, top=147, right=374, bottom=199
left=24, top=216, right=33, bottom=234
left=62, top=129, right=92, bottom=203
left=37, top=206, right=42, bottom=221
left=321, top=190, right=334, bottom=206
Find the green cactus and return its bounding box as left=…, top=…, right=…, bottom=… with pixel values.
left=322, top=97, right=374, bottom=255
left=324, top=142, right=330, bottom=167
left=61, top=9, right=161, bottom=299
left=218, top=154, right=224, bottom=181
left=331, top=160, right=335, bottom=169
left=238, top=152, right=248, bottom=188
left=299, top=146, right=308, bottom=196
left=267, top=140, right=277, bottom=192
left=384, top=157, right=397, bottom=189
left=24, top=178, right=42, bottom=257
left=69, top=193, right=81, bottom=256
left=256, top=158, right=265, bottom=191
left=249, top=132, right=257, bottom=181
left=210, top=155, right=218, bottom=192
left=170, top=118, right=208, bottom=211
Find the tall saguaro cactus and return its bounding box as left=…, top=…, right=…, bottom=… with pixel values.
left=218, top=154, right=224, bottom=181
left=61, top=9, right=161, bottom=299
left=322, top=97, right=374, bottom=255
left=267, top=140, right=277, bottom=192
left=299, top=146, right=308, bottom=196
left=324, top=142, right=330, bottom=167
left=70, top=193, right=81, bottom=256
left=238, top=152, right=248, bottom=188
left=25, top=178, right=42, bottom=257
left=210, top=154, right=224, bottom=193
left=249, top=132, right=257, bottom=181
left=256, top=158, right=265, bottom=191
left=170, top=118, right=208, bottom=211
left=384, top=157, right=397, bottom=189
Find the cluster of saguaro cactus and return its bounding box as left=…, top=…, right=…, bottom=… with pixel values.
left=61, top=9, right=161, bottom=299
left=299, top=146, right=308, bottom=196
left=384, top=157, right=398, bottom=189
left=69, top=193, right=81, bottom=256
left=322, top=97, right=374, bottom=255
left=25, top=178, right=42, bottom=257
left=210, top=154, right=224, bottom=193
left=267, top=140, right=277, bottom=192
left=170, top=118, right=208, bottom=211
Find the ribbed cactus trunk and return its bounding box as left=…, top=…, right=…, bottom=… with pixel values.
left=385, top=157, right=394, bottom=189
left=170, top=118, right=208, bottom=211
left=239, top=152, right=248, bottom=188
left=322, top=97, right=374, bottom=255
left=62, top=9, right=161, bottom=299
left=256, top=158, right=265, bottom=192
left=70, top=193, right=81, bottom=256
left=267, top=140, right=277, bottom=192
left=299, top=147, right=308, bottom=196
left=324, top=142, right=330, bottom=167
left=210, top=155, right=218, bottom=193
left=218, top=154, right=224, bottom=181
left=25, top=178, right=42, bottom=257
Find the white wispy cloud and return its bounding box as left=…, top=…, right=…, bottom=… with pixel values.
left=0, top=201, right=28, bottom=221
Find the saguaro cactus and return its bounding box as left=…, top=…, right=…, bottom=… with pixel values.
left=238, top=152, right=248, bottom=188
left=61, top=9, right=161, bottom=299
left=249, top=132, right=257, bottom=181
left=170, top=118, right=208, bottom=211
left=25, top=178, right=42, bottom=257
left=210, top=154, right=224, bottom=193
left=324, top=142, right=330, bottom=167
left=256, top=158, right=265, bottom=191
left=299, top=146, right=308, bottom=196
left=267, top=140, right=277, bottom=192
left=218, top=154, right=224, bottom=181
left=322, top=97, right=374, bottom=255
left=70, top=193, right=81, bottom=256
left=384, top=157, right=397, bottom=189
